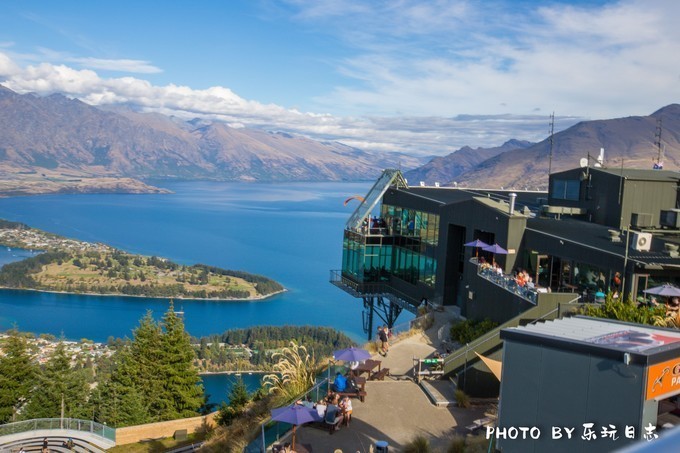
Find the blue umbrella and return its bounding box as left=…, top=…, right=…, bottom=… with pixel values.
left=333, top=347, right=371, bottom=362
left=271, top=404, right=320, bottom=450
left=483, top=243, right=508, bottom=255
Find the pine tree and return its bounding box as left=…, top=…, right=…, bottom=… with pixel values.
left=94, top=378, right=148, bottom=427
left=0, top=333, right=37, bottom=423
left=122, top=310, right=168, bottom=421
left=22, top=343, right=91, bottom=420
left=216, top=376, right=251, bottom=426
left=159, top=302, right=204, bottom=419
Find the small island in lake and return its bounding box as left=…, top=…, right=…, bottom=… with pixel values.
left=0, top=219, right=283, bottom=300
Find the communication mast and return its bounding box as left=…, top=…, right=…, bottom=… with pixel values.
left=548, top=112, right=555, bottom=176
left=653, top=117, right=664, bottom=169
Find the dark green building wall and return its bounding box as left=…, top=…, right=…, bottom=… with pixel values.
left=548, top=168, right=680, bottom=229
left=497, top=340, right=645, bottom=452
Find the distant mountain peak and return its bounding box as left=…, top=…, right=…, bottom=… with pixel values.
left=0, top=85, right=424, bottom=182
left=651, top=104, right=680, bottom=117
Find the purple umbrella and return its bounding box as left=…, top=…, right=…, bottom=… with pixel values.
left=483, top=243, right=508, bottom=255
left=333, top=347, right=372, bottom=362
left=643, top=284, right=680, bottom=297
left=271, top=404, right=320, bottom=450
left=464, top=239, right=490, bottom=248
left=464, top=239, right=490, bottom=258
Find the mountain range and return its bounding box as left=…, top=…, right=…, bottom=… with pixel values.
left=0, top=85, right=424, bottom=194
left=1, top=83, right=679, bottom=194
left=406, top=104, right=680, bottom=190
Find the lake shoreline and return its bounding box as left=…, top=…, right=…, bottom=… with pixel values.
left=0, top=285, right=287, bottom=302
left=199, top=371, right=269, bottom=376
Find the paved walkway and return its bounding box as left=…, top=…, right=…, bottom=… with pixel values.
left=287, top=308, right=491, bottom=452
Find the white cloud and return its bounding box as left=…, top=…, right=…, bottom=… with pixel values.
left=0, top=49, right=584, bottom=155
left=69, top=57, right=162, bottom=74
left=2, top=0, right=678, bottom=155
left=290, top=0, right=680, bottom=118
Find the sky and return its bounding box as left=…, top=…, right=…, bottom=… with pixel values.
left=0, top=0, right=679, bottom=156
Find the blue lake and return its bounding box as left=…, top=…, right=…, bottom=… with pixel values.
left=0, top=180, right=420, bottom=406
left=200, top=373, right=264, bottom=407
left=0, top=181, right=413, bottom=344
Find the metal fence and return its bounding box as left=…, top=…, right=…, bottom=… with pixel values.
left=0, top=418, right=116, bottom=442
left=244, top=378, right=330, bottom=453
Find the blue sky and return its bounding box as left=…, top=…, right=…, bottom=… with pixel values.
left=0, top=0, right=678, bottom=155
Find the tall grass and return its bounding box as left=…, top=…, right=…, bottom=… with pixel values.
left=262, top=341, right=319, bottom=404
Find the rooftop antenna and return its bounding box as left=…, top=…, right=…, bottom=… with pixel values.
left=653, top=117, right=664, bottom=169
left=548, top=112, right=555, bottom=176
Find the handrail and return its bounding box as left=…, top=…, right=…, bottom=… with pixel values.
left=244, top=378, right=330, bottom=453
left=473, top=258, right=538, bottom=305
left=0, top=418, right=116, bottom=443
left=442, top=295, right=581, bottom=376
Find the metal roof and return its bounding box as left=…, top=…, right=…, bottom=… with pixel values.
left=395, top=186, right=546, bottom=208
left=526, top=217, right=680, bottom=265
left=503, top=316, right=680, bottom=358
left=589, top=167, right=680, bottom=182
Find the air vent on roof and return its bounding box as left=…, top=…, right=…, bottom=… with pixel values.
left=660, top=209, right=680, bottom=229
left=631, top=213, right=653, bottom=228
left=631, top=232, right=652, bottom=252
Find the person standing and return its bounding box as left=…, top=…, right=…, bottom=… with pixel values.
left=378, top=325, right=389, bottom=356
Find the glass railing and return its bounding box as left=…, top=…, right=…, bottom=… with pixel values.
left=244, top=378, right=330, bottom=453
left=0, top=418, right=116, bottom=442
left=473, top=259, right=538, bottom=305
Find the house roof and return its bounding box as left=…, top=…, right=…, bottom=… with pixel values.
left=578, top=167, right=680, bottom=182
left=526, top=217, right=680, bottom=266
left=397, top=186, right=545, bottom=208
left=501, top=316, right=680, bottom=361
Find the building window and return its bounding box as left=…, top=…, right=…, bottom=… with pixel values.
left=552, top=179, right=580, bottom=201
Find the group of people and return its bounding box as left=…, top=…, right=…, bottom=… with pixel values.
left=478, top=258, right=503, bottom=276
left=31, top=437, right=73, bottom=453
left=514, top=268, right=534, bottom=288
left=296, top=390, right=354, bottom=428
left=644, top=295, right=680, bottom=314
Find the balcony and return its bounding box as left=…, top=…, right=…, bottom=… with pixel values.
left=473, top=259, right=539, bottom=305
left=329, top=270, right=420, bottom=313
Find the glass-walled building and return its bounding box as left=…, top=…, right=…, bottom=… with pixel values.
left=341, top=205, right=439, bottom=288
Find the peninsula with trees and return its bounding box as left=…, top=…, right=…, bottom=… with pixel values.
left=0, top=219, right=283, bottom=300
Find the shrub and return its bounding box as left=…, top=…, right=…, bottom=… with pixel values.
left=455, top=389, right=470, bottom=408
left=403, top=435, right=432, bottom=453
left=450, top=319, right=498, bottom=344
left=446, top=437, right=466, bottom=453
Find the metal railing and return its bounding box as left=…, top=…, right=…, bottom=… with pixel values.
left=329, top=270, right=422, bottom=312
left=473, top=259, right=538, bottom=305
left=0, top=418, right=116, bottom=442
left=244, top=378, right=330, bottom=453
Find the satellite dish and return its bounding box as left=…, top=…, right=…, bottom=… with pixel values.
left=579, top=158, right=588, bottom=168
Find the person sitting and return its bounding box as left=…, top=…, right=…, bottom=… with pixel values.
left=324, top=403, right=343, bottom=430
left=339, top=396, right=353, bottom=426
left=331, top=372, right=347, bottom=392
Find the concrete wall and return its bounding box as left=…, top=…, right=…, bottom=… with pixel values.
left=115, top=412, right=217, bottom=445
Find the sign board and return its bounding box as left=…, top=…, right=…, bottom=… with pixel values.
left=646, top=357, right=680, bottom=400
